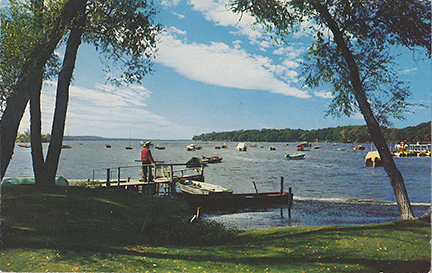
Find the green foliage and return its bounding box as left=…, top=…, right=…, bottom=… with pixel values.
left=84, top=0, right=163, bottom=85
left=1, top=185, right=430, bottom=272
left=230, top=0, right=431, bottom=126
left=192, top=122, right=431, bottom=143
left=16, top=129, right=50, bottom=143
left=0, top=0, right=64, bottom=110
left=1, top=186, right=236, bottom=250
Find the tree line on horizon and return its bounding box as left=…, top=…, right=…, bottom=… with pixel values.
left=192, top=122, right=431, bottom=144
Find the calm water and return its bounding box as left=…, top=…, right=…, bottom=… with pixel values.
left=6, top=140, right=431, bottom=229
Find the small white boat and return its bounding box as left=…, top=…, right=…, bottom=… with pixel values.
left=236, top=142, right=247, bottom=151
left=178, top=180, right=232, bottom=195
left=187, top=144, right=202, bottom=151
left=284, top=151, right=306, bottom=160
left=365, top=151, right=382, bottom=167
left=18, top=143, right=31, bottom=148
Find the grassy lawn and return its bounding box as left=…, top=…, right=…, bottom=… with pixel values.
left=1, top=185, right=430, bottom=272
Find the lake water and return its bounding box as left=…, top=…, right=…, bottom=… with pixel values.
left=6, top=140, right=431, bottom=230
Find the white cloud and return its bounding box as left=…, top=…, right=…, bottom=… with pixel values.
left=400, top=67, right=418, bottom=75
left=161, top=0, right=181, bottom=7
left=172, top=12, right=185, bottom=19
left=18, top=81, right=192, bottom=138
left=314, top=90, right=334, bottom=99
left=188, top=0, right=263, bottom=40
left=156, top=30, right=310, bottom=98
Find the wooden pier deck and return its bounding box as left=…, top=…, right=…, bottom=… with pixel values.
left=72, top=161, right=205, bottom=195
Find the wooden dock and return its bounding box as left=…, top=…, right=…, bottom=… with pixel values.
left=77, top=161, right=206, bottom=195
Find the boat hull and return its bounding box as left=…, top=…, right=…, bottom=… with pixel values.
left=284, top=152, right=305, bottom=160
left=178, top=191, right=292, bottom=210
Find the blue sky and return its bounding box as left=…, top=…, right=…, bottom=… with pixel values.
left=17, top=0, right=431, bottom=140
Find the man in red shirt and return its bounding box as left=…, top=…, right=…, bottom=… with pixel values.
left=141, top=142, right=155, bottom=182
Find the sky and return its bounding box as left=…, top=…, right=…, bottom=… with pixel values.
left=16, top=0, right=431, bottom=140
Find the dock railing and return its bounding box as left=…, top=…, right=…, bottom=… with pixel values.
left=102, top=162, right=205, bottom=195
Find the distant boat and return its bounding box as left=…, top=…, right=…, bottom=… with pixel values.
left=125, top=127, right=133, bottom=150
left=269, top=146, right=276, bottom=151
left=353, top=145, right=365, bottom=150
left=18, top=143, right=31, bottom=148
left=365, top=151, right=382, bottom=167
left=105, top=144, right=111, bottom=148
left=296, top=142, right=311, bottom=151
left=312, top=139, right=321, bottom=149
left=187, top=144, right=202, bottom=151
left=155, top=140, right=165, bottom=150
left=284, top=151, right=306, bottom=160
left=200, top=156, right=223, bottom=164
left=236, top=143, right=247, bottom=151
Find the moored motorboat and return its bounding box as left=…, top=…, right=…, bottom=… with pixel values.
left=353, top=145, right=365, bottom=150
left=295, top=142, right=311, bottom=151
left=187, top=144, right=202, bottom=151
left=18, top=143, right=31, bottom=148
left=201, top=156, right=222, bottom=164
left=365, top=151, right=382, bottom=167
left=284, top=151, right=305, bottom=160
left=236, top=142, right=247, bottom=151
left=269, top=146, right=276, bottom=151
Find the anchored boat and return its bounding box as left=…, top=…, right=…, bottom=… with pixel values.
left=178, top=179, right=232, bottom=195
left=284, top=151, right=306, bottom=160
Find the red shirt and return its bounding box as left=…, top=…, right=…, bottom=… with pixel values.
left=141, top=147, right=154, bottom=163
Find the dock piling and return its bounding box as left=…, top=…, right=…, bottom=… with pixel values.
left=288, top=187, right=293, bottom=218
left=106, top=168, right=110, bottom=187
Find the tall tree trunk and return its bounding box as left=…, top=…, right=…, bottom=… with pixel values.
left=313, top=1, right=414, bottom=220
left=0, top=0, right=81, bottom=180
left=0, top=89, right=30, bottom=179
left=35, top=0, right=86, bottom=186
left=29, top=73, right=47, bottom=184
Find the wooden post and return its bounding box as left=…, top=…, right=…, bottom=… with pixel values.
left=169, top=165, right=175, bottom=194
left=106, top=168, right=111, bottom=188
left=252, top=181, right=259, bottom=194
left=117, top=167, right=121, bottom=185
left=288, top=187, right=293, bottom=218
left=280, top=177, right=284, bottom=195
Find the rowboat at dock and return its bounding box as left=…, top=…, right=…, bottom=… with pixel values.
left=177, top=178, right=293, bottom=211
left=178, top=189, right=293, bottom=210
left=178, top=179, right=232, bottom=195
